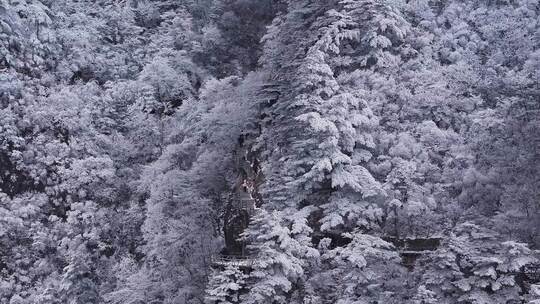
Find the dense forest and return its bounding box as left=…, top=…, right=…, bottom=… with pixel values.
left=0, top=0, right=539, bottom=303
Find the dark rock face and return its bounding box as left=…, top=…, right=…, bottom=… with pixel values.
left=223, top=209, right=250, bottom=256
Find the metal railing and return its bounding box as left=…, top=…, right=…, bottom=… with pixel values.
left=210, top=255, right=258, bottom=268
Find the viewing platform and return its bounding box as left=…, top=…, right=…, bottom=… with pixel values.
left=383, top=236, right=442, bottom=269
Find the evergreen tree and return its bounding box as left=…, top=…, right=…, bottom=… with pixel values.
left=205, top=264, right=247, bottom=304
left=241, top=209, right=318, bottom=304
left=414, top=223, right=538, bottom=303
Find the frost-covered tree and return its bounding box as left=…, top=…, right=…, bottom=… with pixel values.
left=205, top=264, right=247, bottom=304
left=240, top=209, right=318, bottom=304
left=414, top=223, right=539, bottom=303
left=0, top=0, right=58, bottom=75
left=305, top=233, right=406, bottom=303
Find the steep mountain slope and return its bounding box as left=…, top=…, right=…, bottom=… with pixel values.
left=0, top=0, right=538, bottom=303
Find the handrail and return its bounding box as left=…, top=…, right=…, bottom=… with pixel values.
left=212, top=255, right=250, bottom=261
left=210, top=255, right=258, bottom=268
left=399, top=250, right=434, bottom=254
left=401, top=246, right=438, bottom=252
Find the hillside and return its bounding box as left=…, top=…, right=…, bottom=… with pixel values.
left=0, top=0, right=539, bottom=303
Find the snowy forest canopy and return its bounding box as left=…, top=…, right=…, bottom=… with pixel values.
left=0, top=0, right=539, bottom=303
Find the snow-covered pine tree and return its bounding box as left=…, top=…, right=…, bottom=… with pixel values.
left=242, top=2, right=414, bottom=302
left=306, top=232, right=406, bottom=303
left=205, top=264, right=247, bottom=304
left=414, top=223, right=539, bottom=303
left=240, top=208, right=318, bottom=304
left=257, top=0, right=404, bottom=231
